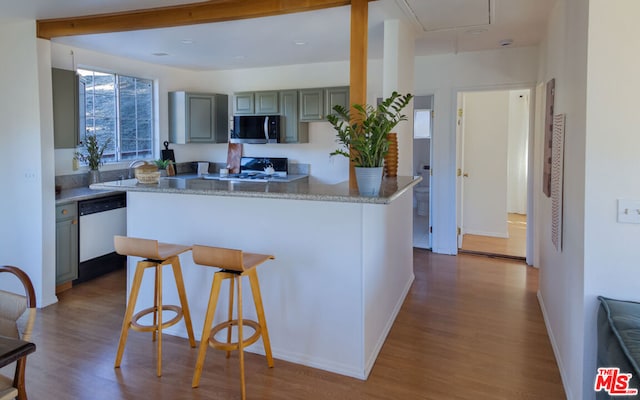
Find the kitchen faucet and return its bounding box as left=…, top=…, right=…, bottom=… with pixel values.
left=128, top=160, right=147, bottom=179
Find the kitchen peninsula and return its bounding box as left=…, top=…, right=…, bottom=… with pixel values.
left=91, top=175, right=420, bottom=379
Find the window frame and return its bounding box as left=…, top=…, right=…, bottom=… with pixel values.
left=77, top=67, right=156, bottom=165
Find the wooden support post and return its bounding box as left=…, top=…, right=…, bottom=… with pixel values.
left=349, top=0, right=369, bottom=188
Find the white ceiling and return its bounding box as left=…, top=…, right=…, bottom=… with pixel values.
left=1, top=0, right=555, bottom=71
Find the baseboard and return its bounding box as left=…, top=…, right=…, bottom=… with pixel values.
left=364, top=273, right=415, bottom=378
left=538, top=290, right=574, bottom=400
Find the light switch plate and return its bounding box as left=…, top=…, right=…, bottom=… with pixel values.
left=617, top=199, right=640, bottom=224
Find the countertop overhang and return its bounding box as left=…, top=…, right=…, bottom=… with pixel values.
left=90, top=175, right=422, bottom=204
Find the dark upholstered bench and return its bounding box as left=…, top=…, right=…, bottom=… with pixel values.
left=597, top=297, right=640, bottom=399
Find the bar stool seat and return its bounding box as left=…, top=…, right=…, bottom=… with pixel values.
left=191, top=245, right=275, bottom=400
left=113, top=235, right=196, bottom=377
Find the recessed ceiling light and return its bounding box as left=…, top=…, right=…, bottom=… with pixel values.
left=181, top=39, right=194, bottom=45
left=152, top=52, right=169, bottom=57
left=499, top=39, right=514, bottom=47
left=294, top=40, right=306, bottom=46
left=465, top=28, right=488, bottom=35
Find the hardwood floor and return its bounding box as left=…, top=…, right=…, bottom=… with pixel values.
left=24, top=250, right=565, bottom=399
left=460, top=213, right=527, bottom=259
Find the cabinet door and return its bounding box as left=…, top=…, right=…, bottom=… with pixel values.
left=56, top=203, right=78, bottom=285
left=234, top=92, right=254, bottom=114
left=187, top=94, right=215, bottom=142
left=52, top=68, right=79, bottom=149
left=280, top=90, right=308, bottom=143
left=325, top=87, right=350, bottom=119
left=299, top=89, right=324, bottom=121
left=255, top=91, right=279, bottom=114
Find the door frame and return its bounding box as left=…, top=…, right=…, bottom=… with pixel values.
left=453, top=83, right=537, bottom=265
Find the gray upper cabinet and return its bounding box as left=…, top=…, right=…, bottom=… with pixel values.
left=255, top=91, right=279, bottom=114
left=234, top=92, right=254, bottom=115
left=52, top=68, right=79, bottom=149
left=56, top=202, right=78, bottom=285
left=280, top=90, right=308, bottom=143
left=169, top=91, right=228, bottom=144
left=325, top=87, right=350, bottom=118
left=299, top=89, right=324, bottom=121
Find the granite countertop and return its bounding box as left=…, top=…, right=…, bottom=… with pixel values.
left=56, top=186, right=125, bottom=204
left=90, top=175, right=422, bottom=204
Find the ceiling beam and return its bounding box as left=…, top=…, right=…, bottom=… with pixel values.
left=37, top=0, right=374, bottom=39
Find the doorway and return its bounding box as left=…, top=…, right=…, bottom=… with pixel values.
left=413, top=95, right=433, bottom=249
left=456, top=89, right=530, bottom=259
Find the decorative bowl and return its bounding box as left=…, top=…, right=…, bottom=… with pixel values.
left=135, top=163, right=161, bottom=184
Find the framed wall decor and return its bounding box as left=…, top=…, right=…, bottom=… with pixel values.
left=543, top=78, right=555, bottom=197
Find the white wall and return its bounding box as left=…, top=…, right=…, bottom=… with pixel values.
left=414, top=46, right=539, bottom=254
left=507, top=90, right=529, bottom=215
left=0, top=21, right=56, bottom=306
left=536, top=0, right=589, bottom=399
left=583, top=1, right=640, bottom=399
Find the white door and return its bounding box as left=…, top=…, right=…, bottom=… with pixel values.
left=459, top=91, right=510, bottom=241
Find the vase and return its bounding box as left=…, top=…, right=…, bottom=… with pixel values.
left=88, top=170, right=101, bottom=185
left=355, top=167, right=383, bottom=196
left=384, top=132, right=398, bottom=177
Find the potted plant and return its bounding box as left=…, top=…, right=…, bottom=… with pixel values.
left=154, top=158, right=175, bottom=176
left=327, top=91, right=413, bottom=195
left=74, top=134, right=111, bottom=184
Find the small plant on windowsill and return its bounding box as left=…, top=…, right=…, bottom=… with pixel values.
left=74, top=134, right=111, bottom=184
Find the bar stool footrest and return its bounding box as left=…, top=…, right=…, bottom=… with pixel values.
left=131, top=305, right=183, bottom=332
left=209, top=319, right=261, bottom=351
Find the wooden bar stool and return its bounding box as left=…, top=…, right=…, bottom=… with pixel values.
left=113, top=235, right=196, bottom=377
left=191, top=245, right=274, bottom=399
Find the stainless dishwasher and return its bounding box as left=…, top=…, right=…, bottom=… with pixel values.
left=77, top=193, right=127, bottom=283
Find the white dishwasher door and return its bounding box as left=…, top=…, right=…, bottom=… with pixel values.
left=79, top=207, right=127, bottom=262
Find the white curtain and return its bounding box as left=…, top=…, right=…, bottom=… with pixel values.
left=507, top=91, right=529, bottom=215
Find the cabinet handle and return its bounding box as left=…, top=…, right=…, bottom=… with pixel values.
left=72, top=219, right=77, bottom=225
left=62, top=209, right=68, bottom=215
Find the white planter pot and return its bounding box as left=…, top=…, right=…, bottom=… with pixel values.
left=355, top=167, right=383, bottom=196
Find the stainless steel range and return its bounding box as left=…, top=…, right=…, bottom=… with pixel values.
left=204, top=157, right=308, bottom=182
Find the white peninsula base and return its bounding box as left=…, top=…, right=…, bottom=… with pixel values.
left=118, top=181, right=415, bottom=379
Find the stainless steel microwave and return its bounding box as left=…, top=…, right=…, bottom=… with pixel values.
left=230, top=115, right=282, bottom=144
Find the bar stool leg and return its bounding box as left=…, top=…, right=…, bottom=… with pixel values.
left=171, top=258, right=196, bottom=347
left=226, top=275, right=235, bottom=358
left=152, top=267, right=158, bottom=343
left=248, top=268, right=274, bottom=367
left=192, top=272, right=224, bottom=388
left=115, top=262, right=147, bottom=368
left=237, top=274, right=246, bottom=400
left=156, top=263, right=163, bottom=377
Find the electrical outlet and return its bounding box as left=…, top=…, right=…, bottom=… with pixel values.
left=617, top=199, right=640, bottom=224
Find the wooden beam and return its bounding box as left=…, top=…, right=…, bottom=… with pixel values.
left=349, top=0, right=368, bottom=187
left=37, top=0, right=369, bottom=39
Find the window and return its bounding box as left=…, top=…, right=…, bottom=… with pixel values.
left=413, top=109, right=432, bottom=139
left=78, top=69, right=154, bottom=163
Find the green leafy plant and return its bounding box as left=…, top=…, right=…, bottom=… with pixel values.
left=74, top=134, right=111, bottom=171
left=154, top=159, right=173, bottom=169
left=327, top=91, right=413, bottom=168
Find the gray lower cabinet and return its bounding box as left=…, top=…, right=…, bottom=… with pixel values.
left=299, top=89, right=325, bottom=121
left=52, top=68, right=79, bottom=149
left=169, top=91, right=228, bottom=144
left=56, top=202, right=78, bottom=285
left=280, top=90, right=309, bottom=143
left=325, top=87, right=350, bottom=118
